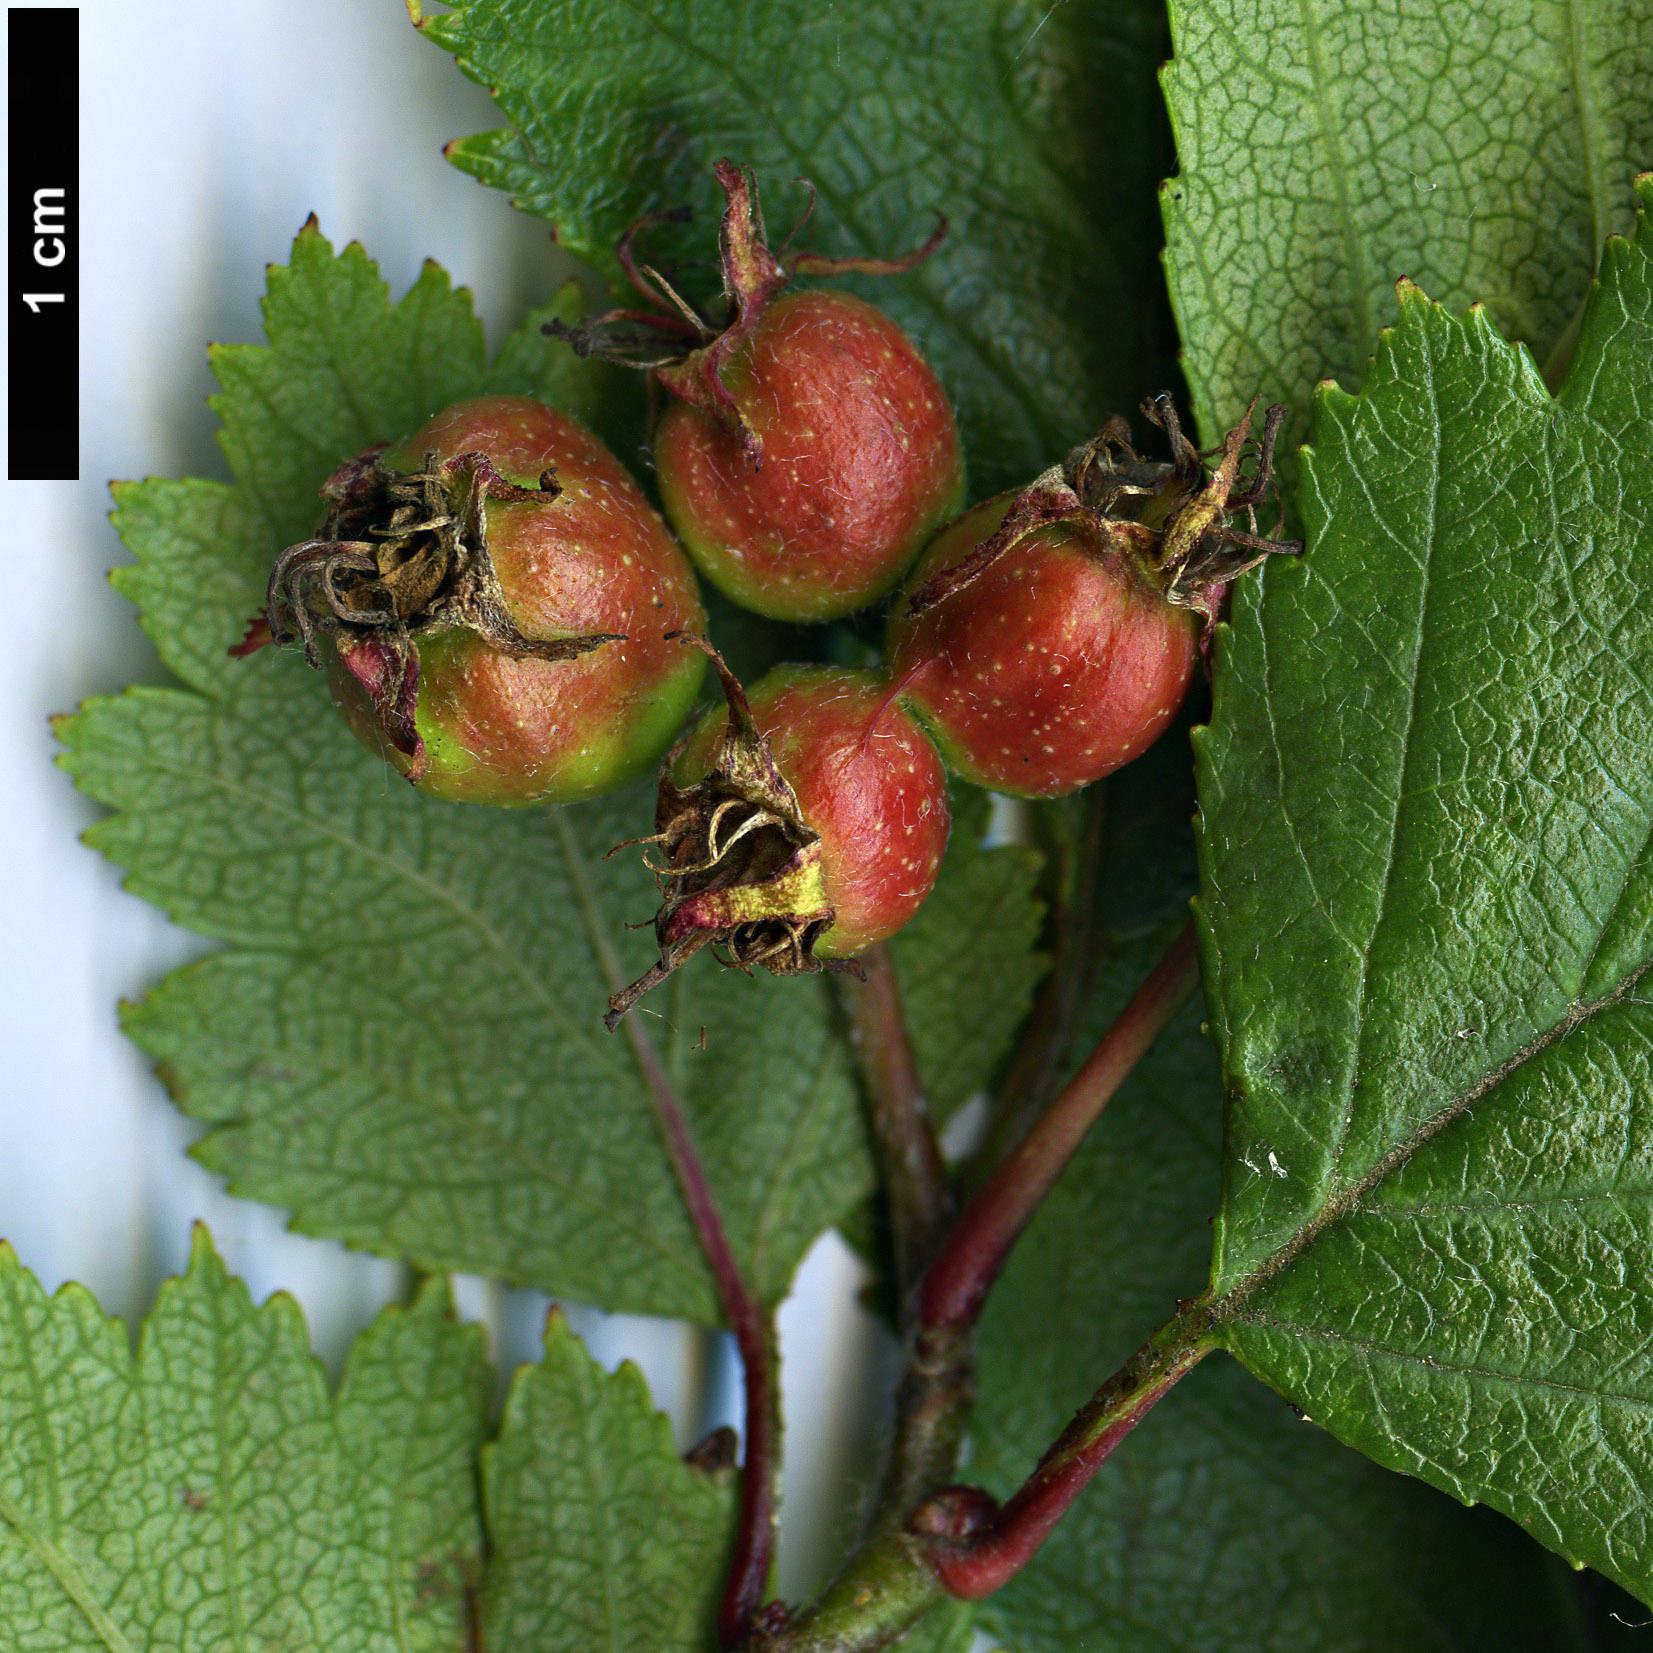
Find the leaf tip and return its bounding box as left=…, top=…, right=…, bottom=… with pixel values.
left=185, top=1219, right=222, bottom=1276
left=541, top=1301, right=572, bottom=1350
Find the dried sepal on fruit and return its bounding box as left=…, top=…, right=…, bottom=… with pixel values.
left=253, top=441, right=617, bottom=781
left=906, top=394, right=1301, bottom=635
left=888, top=396, right=1302, bottom=799
left=236, top=395, right=707, bottom=805
left=552, top=160, right=965, bottom=622
left=607, top=641, right=951, bottom=1028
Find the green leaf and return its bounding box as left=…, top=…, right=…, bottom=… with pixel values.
left=974, top=730, right=1589, bottom=1652
left=67, top=227, right=874, bottom=1323
left=894, top=786, right=1046, bottom=1126
left=1196, top=182, right=1653, bottom=1595
left=211, top=227, right=488, bottom=555
left=415, top=0, right=1178, bottom=496
left=0, top=1230, right=487, bottom=1652
left=482, top=1309, right=733, bottom=1650
left=1160, top=0, right=1653, bottom=502
left=975, top=1000, right=1596, bottom=1653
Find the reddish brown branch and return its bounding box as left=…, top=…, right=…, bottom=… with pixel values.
left=920, top=923, right=1199, bottom=1330
left=924, top=1314, right=1212, bottom=1598
left=769, top=1304, right=1213, bottom=1651
left=839, top=944, right=951, bottom=1311
left=623, top=1024, right=777, bottom=1646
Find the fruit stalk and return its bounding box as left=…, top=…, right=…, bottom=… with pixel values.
left=838, top=944, right=972, bottom=1537
left=621, top=1022, right=779, bottom=1648
left=764, top=924, right=1203, bottom=1650
left=965, top=785, right=1111, bottom=1189
left=838, top=944, right=951, bottom=1311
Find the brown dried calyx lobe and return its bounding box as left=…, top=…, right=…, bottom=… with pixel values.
left=548, top=158, right=946, bottom=467
left=605, top=638, right=863, bottom=1032
left=906, top=393, right=1303, bottom=637
left=235, top=446, right=619, bottom=782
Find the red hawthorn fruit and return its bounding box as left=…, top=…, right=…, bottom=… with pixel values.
left=247, top=394, right=706, bottom=805
left=652, top=282, right=965, bottom=621
left=554, top=161, right=964, bottom=622
left=888, top=495, right=1200, bottom=798
left=887, top=395, right=1301, bottom=798
left=606, top=645, right=951, bottom=1027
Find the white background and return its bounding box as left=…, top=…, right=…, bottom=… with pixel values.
left=1, top=0, right=910, bottom=1603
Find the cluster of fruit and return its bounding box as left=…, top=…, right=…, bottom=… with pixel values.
left=237, top=162, right=1298, bottom=1025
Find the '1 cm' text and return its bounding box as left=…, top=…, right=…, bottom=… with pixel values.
left=22, top=188, right=67, bottom=313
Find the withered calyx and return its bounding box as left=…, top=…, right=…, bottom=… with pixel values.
left=240, top=445, right=620, bottom=780
left=605, top=639, right=863, bottom=1032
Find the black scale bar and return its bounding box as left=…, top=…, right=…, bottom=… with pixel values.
left=9, top=7, right=78, bottom=481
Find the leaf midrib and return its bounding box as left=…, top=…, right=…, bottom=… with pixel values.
left=1322, top=316, right=1443, bottom=1196
left=1297, top=0, right=1372, bottom=359
left=1213, top=956, right=1651, bottom=1320
left=206, top=1280, right=250, bottom=1653
left=1231, top=1317, right=1653, bottom=1414
left=1564, top=0, right=1609, bottom=275
left=578, top=1375, right=627, bottom=1653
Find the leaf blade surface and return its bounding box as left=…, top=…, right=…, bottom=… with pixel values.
left=1160, top=0, right=1653, bottom=496
left=417, top=0, right=1177, bottom=495
left=482, top=1310, right=734, bottom=1651
left=0, top=1234, right=488, bottom=1653
left=1198, top=179, right=1653, bottom=1596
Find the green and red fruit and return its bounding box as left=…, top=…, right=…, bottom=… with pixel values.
left=653, top=280, right=965, bottom=620
left=557, top=161, right=964, bottom=622
left=887, top=396, right=1300, bottom=798
left=247, top=394, right=706, bottom=805
left=888, top=494, right=1200, bottom=798
left=607, top=644, right=951, bottom=1027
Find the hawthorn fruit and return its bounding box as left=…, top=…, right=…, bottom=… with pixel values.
left=246, top=394, right=707, bottom=805
left=554, top=160, right=965, bottom=622
left=886, top=395, right=1301, bottom=797
left=607, top=644, right=951, bottom=1027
